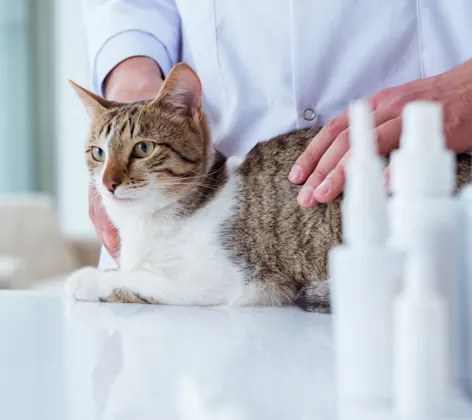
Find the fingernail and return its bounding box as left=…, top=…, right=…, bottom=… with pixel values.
left=289, top=165, right=302, bottom=183
left=298, top=185, right=314, bottom=206
left=315, top=179, right=331, bottom=196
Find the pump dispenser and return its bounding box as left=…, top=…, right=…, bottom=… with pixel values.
left=330, top=101, right=404, bottom=402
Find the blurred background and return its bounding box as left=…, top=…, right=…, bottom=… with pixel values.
left=0, top=0, right=100, bottom=289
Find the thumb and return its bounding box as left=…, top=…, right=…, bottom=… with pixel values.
left=384, top=164, right=391, bottom=194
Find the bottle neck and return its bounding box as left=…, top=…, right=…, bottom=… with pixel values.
left=342, top=158, right=388, bottom=248
left=403, top=251, right=438, bottom=297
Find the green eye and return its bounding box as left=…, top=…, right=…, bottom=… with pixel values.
left=91, top=147, right=105, bottom=162
left=132, top=141, right=155, bottom=158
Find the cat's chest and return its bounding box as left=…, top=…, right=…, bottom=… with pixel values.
left=118, top=209, right=239, bottom=281
left=114, top=174, right=243, bottom=281
left=120, top=221, right=216, bottom=267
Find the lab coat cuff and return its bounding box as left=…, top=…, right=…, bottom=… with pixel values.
left=93, top=30, right=173, bottom=96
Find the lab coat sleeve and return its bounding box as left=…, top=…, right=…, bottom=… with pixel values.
left=82, top=0, right=181, bottom=95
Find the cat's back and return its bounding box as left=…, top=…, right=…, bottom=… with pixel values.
left=225, top=126, right=342, bottom=290
left=235, top=125, right=340, bottom=219
left=238, top=127, right=318, bottom=181
left=236, top=126, right=322, bottom=208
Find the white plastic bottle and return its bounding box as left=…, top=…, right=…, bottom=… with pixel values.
left=393, top=248, right=448, bottom=417
left=388, top=101, right=456, bottom=383
left=455, top=182, right=472, bottom=396
left=330, top=101, right=404, bottom=402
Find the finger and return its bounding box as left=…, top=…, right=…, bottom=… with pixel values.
left=314, top=116, right=398, bottom=204
left=301, top=127, right=350, bottom=197
left=375, top=115, right=402, bottom=156
left=376, top=117, right=402, bottom=195
left=297, top=111, right=400, bottom=208
left=289, top=111, right=349, bottom=184
left=299, top=107, right=398, bottom=201
left=88, top=184, right=121, bottom=260
left=103, top=225, right=120, bottom=262
left=88, top=184, right=97, bottom=221
left=98, top=209, right=120, bottom=256
left=384, top=164, right=391, bottom=194
left=313, top=151, right=350, bottom=203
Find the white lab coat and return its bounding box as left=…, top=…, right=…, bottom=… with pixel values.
left=82, top=0, right=472, bottom=268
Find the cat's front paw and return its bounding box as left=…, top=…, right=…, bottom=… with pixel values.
left=66, top=267, right=102, bottom=302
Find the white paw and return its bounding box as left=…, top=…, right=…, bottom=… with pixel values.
left=66, top=267, right=102, bottom=302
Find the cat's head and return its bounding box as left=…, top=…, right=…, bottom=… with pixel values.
left=70, top=63, right=213, bottom=212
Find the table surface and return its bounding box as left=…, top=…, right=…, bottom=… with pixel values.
left=1, top=290, right=471, bottom=420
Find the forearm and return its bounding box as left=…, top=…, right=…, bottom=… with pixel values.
left=81, top=0, right=180, bottom=95
left=104, top=56, right=164, bottom=102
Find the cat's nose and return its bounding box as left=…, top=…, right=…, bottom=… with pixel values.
left=103, top=176, right=122, bottom=193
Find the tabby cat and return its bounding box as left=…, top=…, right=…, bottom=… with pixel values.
left=67, top=63, right=470, bottom=313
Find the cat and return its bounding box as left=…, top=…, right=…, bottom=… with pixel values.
left=67, top=63, right=471, bottom=313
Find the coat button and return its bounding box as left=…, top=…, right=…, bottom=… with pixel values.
left=303, top=108, right=316, bottom=121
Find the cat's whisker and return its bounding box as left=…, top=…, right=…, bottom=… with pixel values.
left=154, top=169, right=224, bottom=183
left=153, top=182, right=220, bottom=191
left=179, top=164, right=226, bottom=179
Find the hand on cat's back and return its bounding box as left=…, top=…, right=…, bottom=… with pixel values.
left=289, top=59, right=472, bottom=208
left=89, top=56, right=164, bottom=261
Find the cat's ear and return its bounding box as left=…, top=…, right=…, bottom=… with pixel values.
left=68, top=80, right=113, bottom=119
left=152, top=63, right=202, bottom=117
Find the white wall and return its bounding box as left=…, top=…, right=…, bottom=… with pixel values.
left=54, top=0, right=94, bottom=237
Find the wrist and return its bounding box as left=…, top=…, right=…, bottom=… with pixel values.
left=104, top=56, right=164, bottom=102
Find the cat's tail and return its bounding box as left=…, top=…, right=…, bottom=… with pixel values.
left=295, top=280, right=331, bottom=314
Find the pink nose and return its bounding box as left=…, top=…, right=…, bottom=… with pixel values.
left=103, top=176, right=122, bottom=193
left=103, top=165, right=123, bottom=193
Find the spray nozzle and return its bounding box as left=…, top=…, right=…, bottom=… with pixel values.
left=401, top=101, right=445, bottom=151
left=349, top=101, right=377, bottom=158
left=343, top=100, right=388, bottom=247
left=390, top=100, right=454, bottom=195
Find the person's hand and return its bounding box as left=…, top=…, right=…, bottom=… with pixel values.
left=89, top=185, right=120, bottom=261
left=90, top=56, right=164, bottom=261
left=290, top=59, right=472, bottom=208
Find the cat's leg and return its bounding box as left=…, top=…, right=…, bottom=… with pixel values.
left=66, top=266, right=230, bottom=306
left=66, top=267, right=162, bottom=303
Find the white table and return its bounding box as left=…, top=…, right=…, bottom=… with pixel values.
left=0, top=290, right=471, bottom=420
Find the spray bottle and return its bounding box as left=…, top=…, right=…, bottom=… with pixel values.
left=329, top=101, right=404, bottom=402
left=454, top=169, right=472, bottom=397
left=393, top=247, right=449, bottom=418
left=388, top=101, right=456, bottom=386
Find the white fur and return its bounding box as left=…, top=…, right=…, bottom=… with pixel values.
left=67, top=158, right=266, bottom=307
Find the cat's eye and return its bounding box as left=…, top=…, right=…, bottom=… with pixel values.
left=91, top=147, right=105, bottom=162
left=132, top=141, right=156, bottom=158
